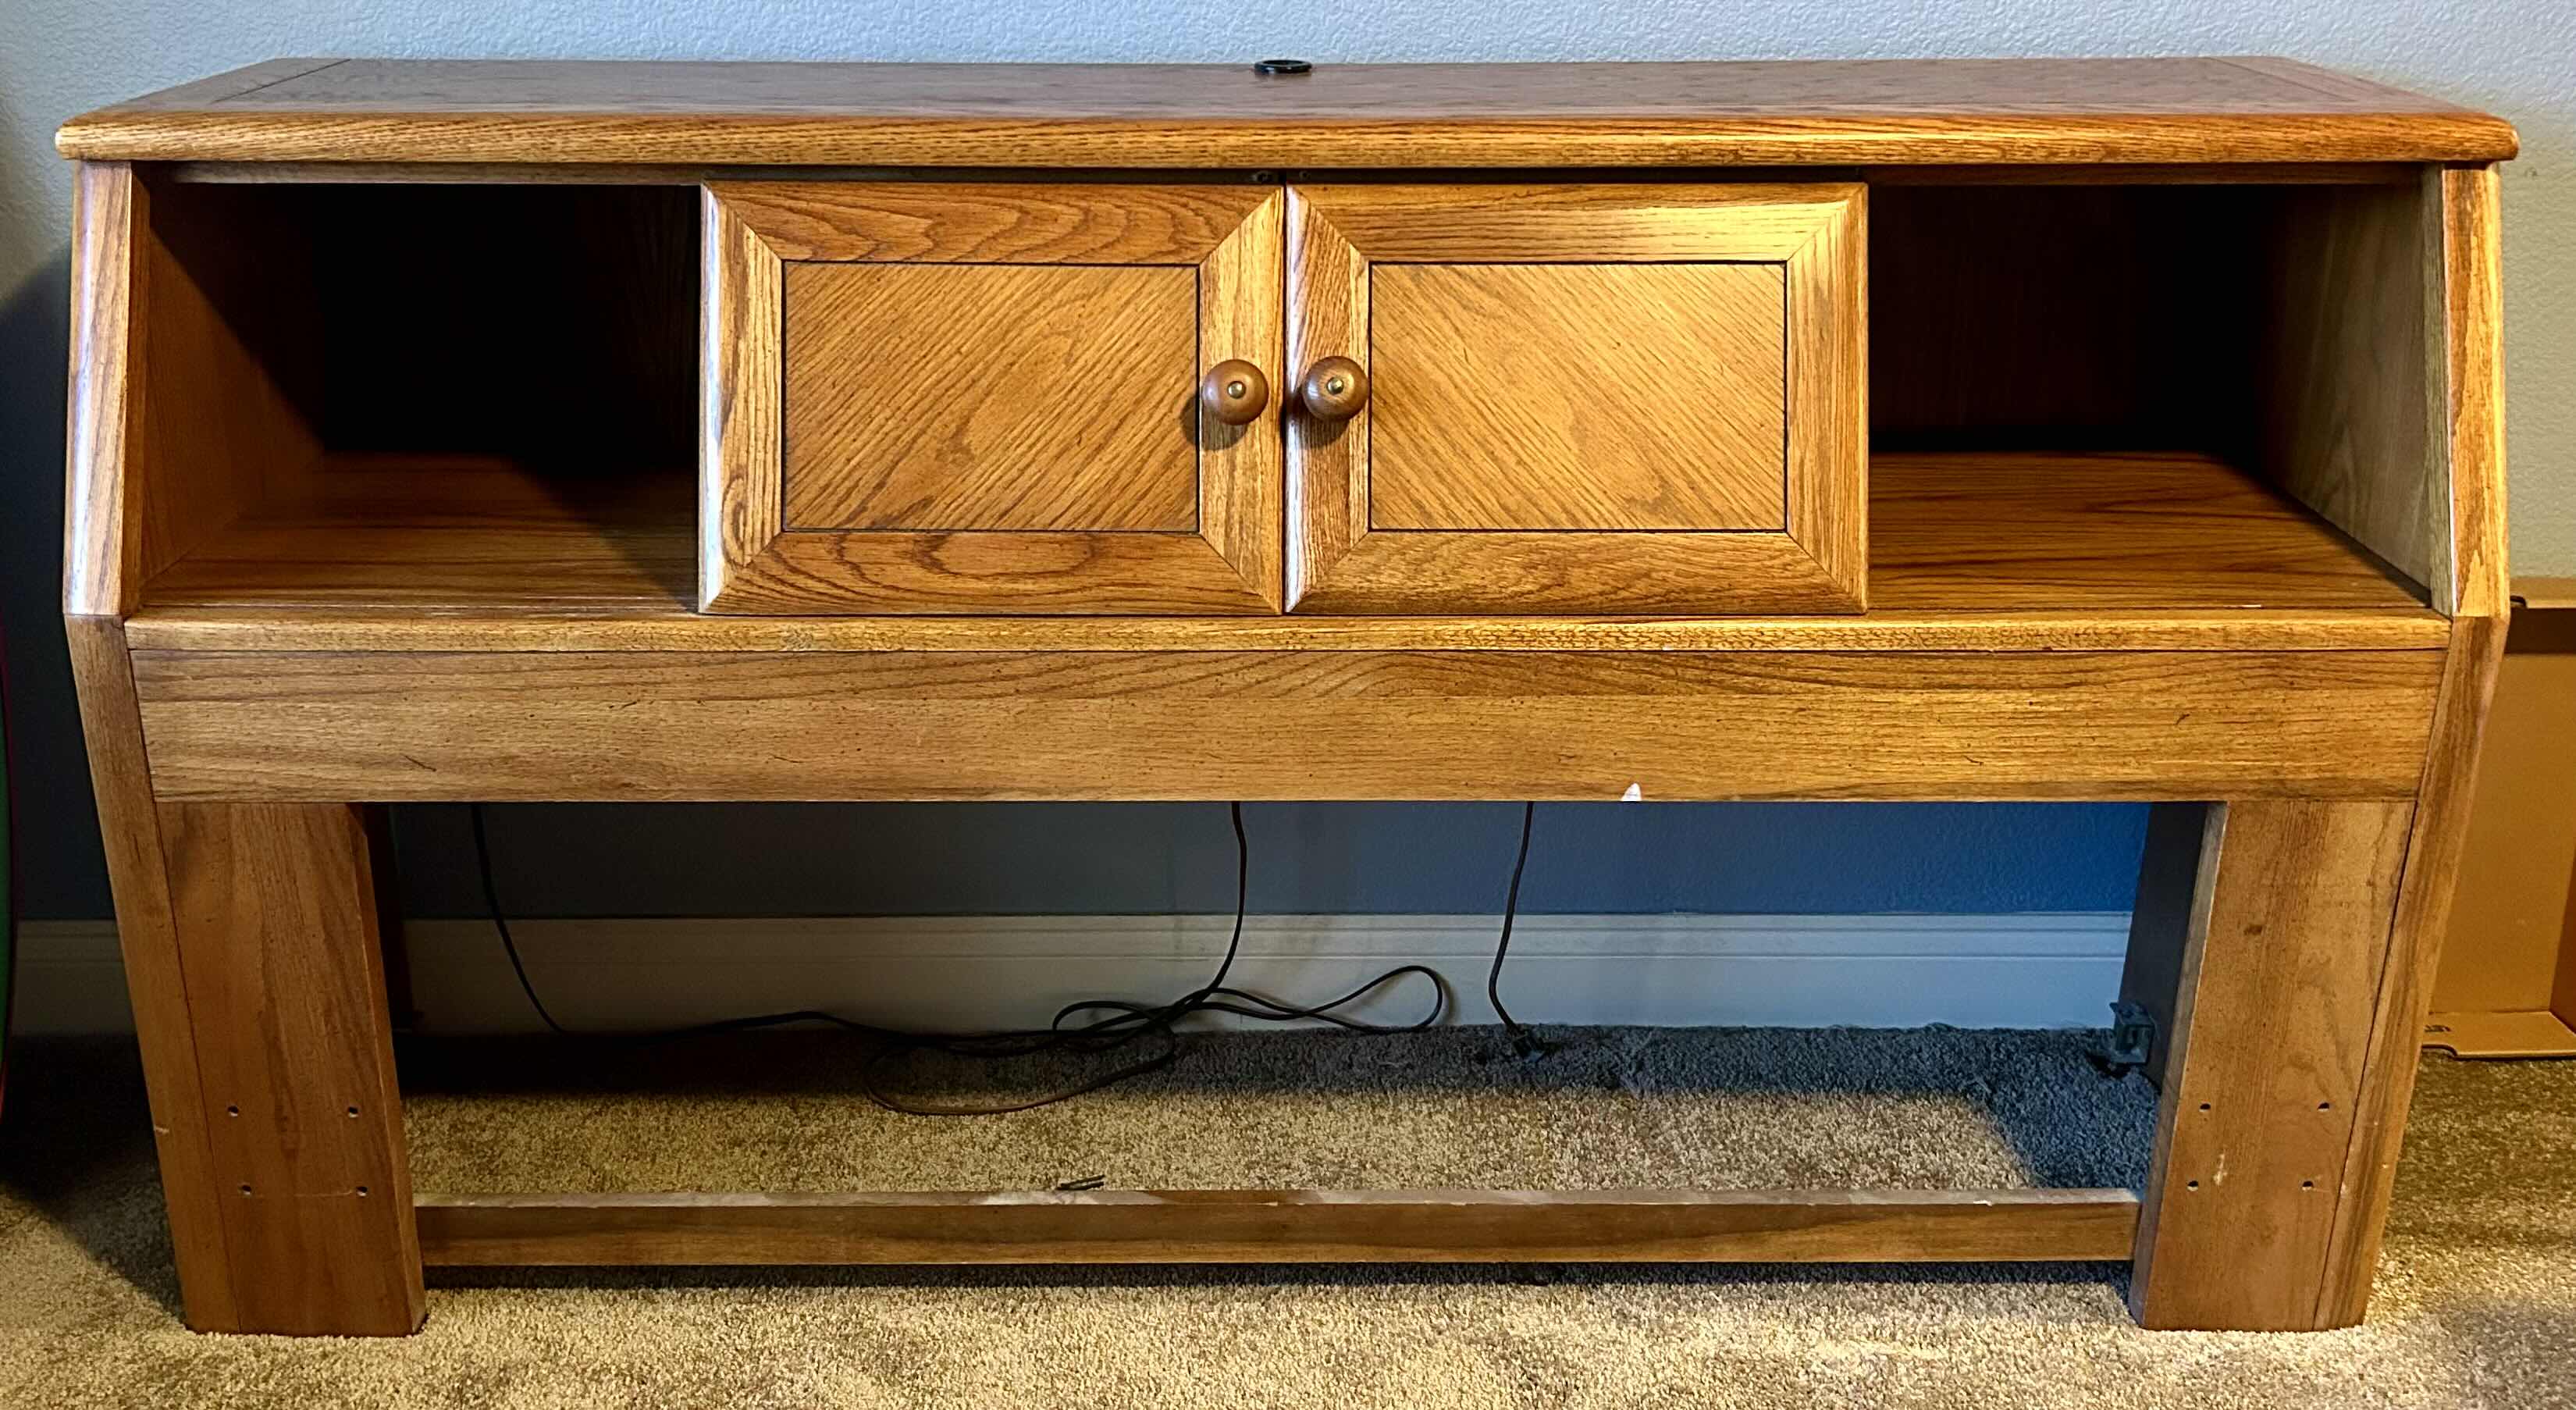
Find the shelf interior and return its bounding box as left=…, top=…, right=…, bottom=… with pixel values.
left=145, top=454, right=696, bottom=612
left=136, top=447, right=2429, bottom=619
left=119, top=175, right=2441, bottom=632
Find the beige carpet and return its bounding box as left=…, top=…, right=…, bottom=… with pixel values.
left=1, top=1027, right=2570, bottom=1408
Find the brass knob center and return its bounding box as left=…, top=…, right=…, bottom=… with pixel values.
left=1298, top=357, right=1371, bottom=421
left=1198, top=359, right=1270, bottom=426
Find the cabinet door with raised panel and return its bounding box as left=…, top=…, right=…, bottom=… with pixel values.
left=703, top=183, right=1282, bottom=614
left=1286, top=183, right=1865, bottom=614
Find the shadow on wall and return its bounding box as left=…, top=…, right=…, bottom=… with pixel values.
left=0, top=251, right=101, bottom=920
left=404, top=801, right=2151, bottom=917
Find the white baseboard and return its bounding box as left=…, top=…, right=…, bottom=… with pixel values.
left=12, top=913, right=2129, bottom=1037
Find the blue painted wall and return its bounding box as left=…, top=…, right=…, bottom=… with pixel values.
left=404, top=803, right=2152, bottom=918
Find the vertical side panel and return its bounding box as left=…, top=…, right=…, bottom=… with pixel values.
left=1283, top=191, right=1368, bottom=609
left=64, top=163, right=138, bottom=616
left=2255, top=177, right=2444, bottom=607
left=1784, top=183, right=1867, bottom=606
left=63, top=615, right=241, bottom=1329
left=1195, top=189, right=1286, bottom=609
left=2130, top=799, right=2414, bottom=1330
left=2433, top=166, right=2509, bottom=621
left=64, top=164, right=320, bottom=617
left=699, top=187, right=782, bottom=612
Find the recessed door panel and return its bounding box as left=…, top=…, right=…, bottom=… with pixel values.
left=704, top=182, right=1283, bottom=614
left=1286, top=183, right=1865, bottom=614
left=1368, top=261, right=1788, bottom=532
left=782, top=262, right=1201, bottom=532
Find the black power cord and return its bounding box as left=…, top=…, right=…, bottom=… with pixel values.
left=1487, top=802, right=1557, bottom=1060
left=469, top=803, right=570, bottom=1037
left=465, top=802, right=1527, bottom=1116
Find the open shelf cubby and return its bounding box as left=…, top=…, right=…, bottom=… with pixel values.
left=123, top=174, right=2434, bottom=622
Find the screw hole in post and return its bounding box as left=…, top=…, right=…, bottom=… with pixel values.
left=347, top=1106, right=360, bottom=1118
left=2198, top=1102, right=2211, bottom=1112
left=355, top=1186, right=370, bottom=1198
left=2186, top=1180, right=2201, bottom=1191
left=2303, top=1180, right=2316, bottom=1190
left=2319, top=1101, right=2332, bottom=1111
left=226, top=1106, right=240, bottom=1117
left=237, top=1184, right=251, bottom=1196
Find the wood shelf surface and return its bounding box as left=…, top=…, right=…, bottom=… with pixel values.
left=141, top=455, right=697, bottom=612
left=128, top=450, right=2441, bottom=653
left=59, top=57, right=2514, bottom=168
left=1869, top=451, right=2426, bottom=611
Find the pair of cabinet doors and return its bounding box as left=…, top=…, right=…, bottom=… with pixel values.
left=703, top=180, right=1864, bottom=616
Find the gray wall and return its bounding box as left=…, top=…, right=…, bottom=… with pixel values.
left=5, top=3, right=2568, bottom=924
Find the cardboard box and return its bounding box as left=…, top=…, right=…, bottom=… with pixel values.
left=2425, top=579, right=2576, bottom=1057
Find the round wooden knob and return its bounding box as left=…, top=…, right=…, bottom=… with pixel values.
left=1199, top=360, right=1269, bottom=425
left=1298, top=357, right=1370, bottom=420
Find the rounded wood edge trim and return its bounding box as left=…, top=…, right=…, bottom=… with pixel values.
left=118, top=609, right=2454, bottom=653
left=55, top=111, right=2522, bottom=168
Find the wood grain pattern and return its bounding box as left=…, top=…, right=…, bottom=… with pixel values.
left=724, top=529, right=1287, bottom=614
left=1301, top=182, right=1858, bottom=262
left=157, top=803, right=425, bottom=1336
left=127, top=450, right=2433, bottom=623
left=2254, top=179, right=2446, bottom=607
left=1368, top=262, right=1787, bottom=531
left=1869, top=454, right=2423, bottom=609
left=705, top=183, right=1282, bottom=614
left=147, top=158, right=2432, bottom=189
left=55, top=58, right=2517, bottom=168
left=2435, top=166, right=2510, bottom=620
left=126, top=646, right=2440, bottom=804
left=2317, top=589, right=2513, bottom=1309
left=147, top=455, right=694, bottom=610
left=706, top=180, right=1258, bottom=263
left=1288, top=183, right=1863, bottom=614
left=62, top=164, right=138, bottom=616
left=415, top=1188, right=2140, bottom=1266
left=69, top=615, right=425, bottom=1335
left=781, top=262, right=1199, bottom=531
left=64, top=162, right=322, bottom=617
left=118, top=607, right=2453, bottom=655
left=1194, top=188, right=1286, bottom=609
left=1789, top=180, right=1867, bottom=596
left=702, top=185, right=785, bottom=608
left=2129, top=800, right=2414, bottom=1331
left=62, top=617, right=244, bottom=1330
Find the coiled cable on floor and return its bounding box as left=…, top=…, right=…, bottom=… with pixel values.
left=466, top=802, right=1515, bottom=1115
